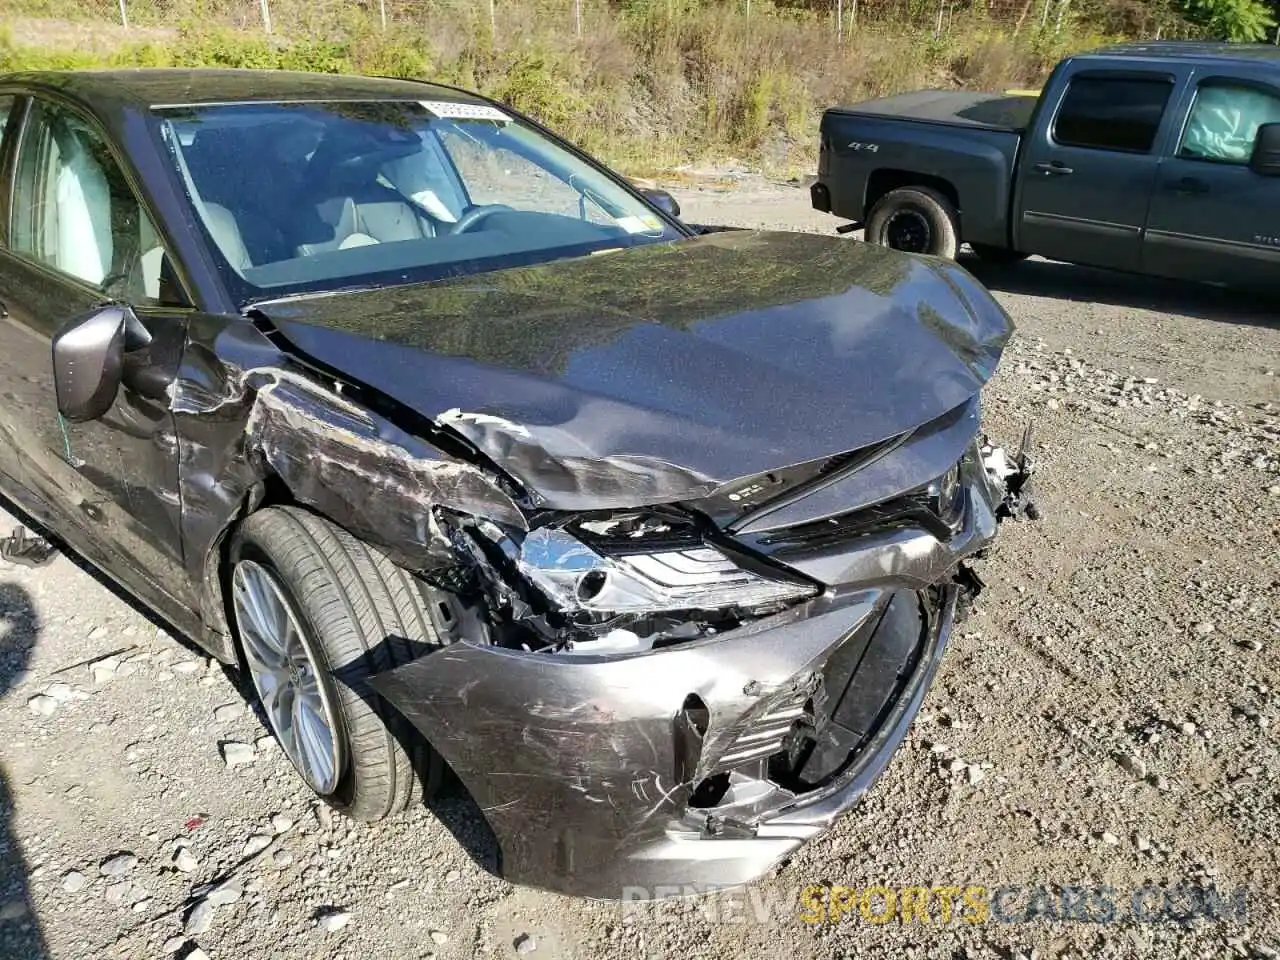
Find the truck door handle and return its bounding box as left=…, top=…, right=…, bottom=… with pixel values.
left=1167, top=176, right=1209, bottom=195
left=1034, top=161, right=1074, bottom=175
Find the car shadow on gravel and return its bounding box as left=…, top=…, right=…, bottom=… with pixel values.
left=0, top=494, right=506, bottom=887
left=0, top=494, right=208, bottom=657
left=0, top=581, right=51, bottom=959
left=222, top=622, right=506, bottom=880
left=961, top=256, right=1278, bottom=328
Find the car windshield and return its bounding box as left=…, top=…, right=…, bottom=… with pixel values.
left=153, top=99, right=681, bottom=303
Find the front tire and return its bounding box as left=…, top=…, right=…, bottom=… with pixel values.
left=865, top=186, right=959, bottom=259
left=229, top=506, right=451, bottom=822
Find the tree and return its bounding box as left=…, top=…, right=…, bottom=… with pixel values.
left=1182, top=0, right=1277, bottom=41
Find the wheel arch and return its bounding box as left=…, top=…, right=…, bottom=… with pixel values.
left=865, top=169, right=962, bottom=223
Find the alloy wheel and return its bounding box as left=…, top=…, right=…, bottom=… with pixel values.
left=231, top=559, right=345, bottom=795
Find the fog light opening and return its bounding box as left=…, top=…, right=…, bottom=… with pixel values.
left=688, top=772, right=731, bottom=809
left=681, top=694, right=709, bottom=738
left=576, top=569, right=607, bottom=602
left=674, top=694, right=709, bottom=784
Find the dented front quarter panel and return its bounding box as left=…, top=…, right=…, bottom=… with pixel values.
left=169, top=314, right=525, bottom=654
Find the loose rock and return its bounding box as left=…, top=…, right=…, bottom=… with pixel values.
left=61, top=870, right=87, bottom=893
left=221, top=741, right=257, bottom=767
left=27, top=695, right=57, bottom=717
left=88, top=657, right=118, bottom=684
left=173, top=848, right=199, bottom=873
left=207, top=878, right=243, bottom=907
left=0, top=900, right=28, bottom=921
left=99, top=853, right=138, bottom=877
left=314, top=805, right=334, bottom=831
left=515, top=933, right=538, bottom=954
left=430, top=930, right=449, bottom=945
left=1116, top=752, right=1148, bottom=779
left=213, top=702, right=244, bottom=723
left=319, top=911, right=351, bottom=933
left=45, top=682, right=83, bottom=703
left=270, top=813, right=294, bottom=834
left=243, top=834, right=273, bottom=857
left=184, top=898, right=216, bottom=936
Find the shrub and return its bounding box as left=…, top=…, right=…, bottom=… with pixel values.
left=0, top=1, right=1112, bottom=173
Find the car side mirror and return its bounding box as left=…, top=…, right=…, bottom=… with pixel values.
left=640, top=187, right=681, bottom=219
left=52, top=304, right=149, bottom=423
left=1250, top=123, right=1280, bottom=177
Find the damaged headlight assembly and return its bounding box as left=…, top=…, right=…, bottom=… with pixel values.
left=446, top=510, right=819, bottom=656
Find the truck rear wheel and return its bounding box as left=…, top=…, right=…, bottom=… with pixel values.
left=970, top=243, right=1030, bottom=264
left=865, top=186, right=959, bottom=259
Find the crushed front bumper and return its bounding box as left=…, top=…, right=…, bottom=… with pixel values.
left=369, top=450, right=1018, bottom=898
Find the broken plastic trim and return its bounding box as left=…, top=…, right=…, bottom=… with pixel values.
left=982, top=421, right=1041, bottom=522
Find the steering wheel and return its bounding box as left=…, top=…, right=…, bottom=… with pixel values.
left=449, top=203, right=515, bottom=235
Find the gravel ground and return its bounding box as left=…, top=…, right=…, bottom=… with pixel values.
left=1, top=179, right=1277, bottom=960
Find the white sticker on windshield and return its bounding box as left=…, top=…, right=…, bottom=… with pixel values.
left=616, top=215, right=663, bottom=235
left=419, top=100, right=511, bottom=123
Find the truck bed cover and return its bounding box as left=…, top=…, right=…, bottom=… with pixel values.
left=826, top=90, right=1036, bottom=132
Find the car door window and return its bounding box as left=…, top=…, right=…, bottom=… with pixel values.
left=1052, top=75, right=1174, bottom=153
left=10, top=99, right=175, bottom=304
left=1178, top=81, right=1280, bottom=164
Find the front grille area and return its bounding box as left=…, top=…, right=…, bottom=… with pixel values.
left=748, top=452, right=971, bottom=555
left=755, top=489, right=949, bottom=551
left=717, top=689, right=813, bottom=768
left=770, top=589, right=930, bottom=790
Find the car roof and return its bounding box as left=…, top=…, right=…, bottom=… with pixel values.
left=1080, top=41, right=1280, bottom=68
left=0, top=68, right=485, bottom=110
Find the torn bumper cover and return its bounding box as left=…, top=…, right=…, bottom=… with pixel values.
left=368, top=442, right=1033, bottom=898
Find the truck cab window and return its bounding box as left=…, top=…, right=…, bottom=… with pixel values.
left=0, top=96, right=13, bottom=153
left=1052, top=76, right=1173, bottom=153
left=1178, top=81, right=1280, bottom=164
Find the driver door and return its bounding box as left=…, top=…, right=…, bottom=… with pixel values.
left=0, top=94, right=195, bottom=623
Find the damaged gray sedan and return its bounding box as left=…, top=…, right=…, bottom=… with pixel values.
left=0, top=69, right=1036, bottom=897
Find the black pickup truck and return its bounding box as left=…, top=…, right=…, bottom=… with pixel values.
left=811, top=42, right=1280, bottom=288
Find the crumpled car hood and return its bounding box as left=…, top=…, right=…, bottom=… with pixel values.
left=254, top=230, right=1012, bottom=510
